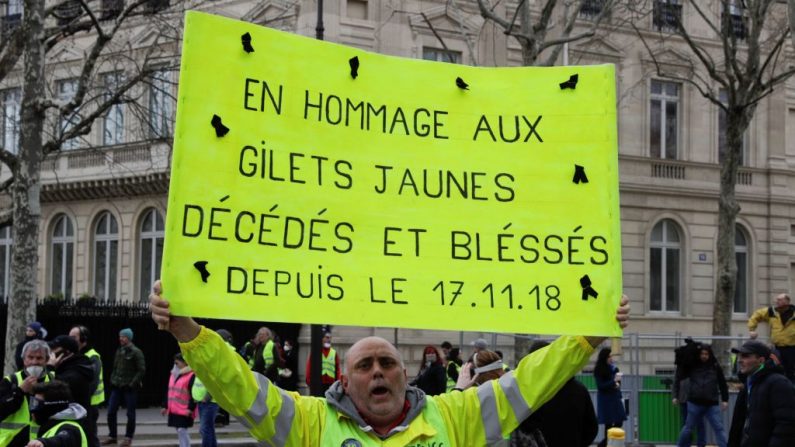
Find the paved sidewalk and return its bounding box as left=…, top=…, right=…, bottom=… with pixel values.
left=96, top=407, right=256, bottom=447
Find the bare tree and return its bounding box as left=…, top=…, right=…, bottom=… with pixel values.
left=475, top=0, right=616, bottom=66
left=0, top=0, right=183, bottom=373
left=631, top=0, right=794, bottom=365
left=790, top=0, right=795, bottom=49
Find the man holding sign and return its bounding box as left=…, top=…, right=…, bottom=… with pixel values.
left=156, top=10, right=630, bottom=446
left=151, top=281, right=628, bottom=446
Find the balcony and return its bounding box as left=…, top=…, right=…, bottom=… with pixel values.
left=53, top=0, right=82, bottom=26
left=1, top=13, right=21, bottom=37
left=579, top=0, right=606, bottom=20
left=653, top=1, right=682, bottom=32
left=722, top=12, right=747, bottom=40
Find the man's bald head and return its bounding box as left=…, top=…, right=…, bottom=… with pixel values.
left=341, top=336, right=408, bottom=433
left=344, top=337, right=404, bottom=372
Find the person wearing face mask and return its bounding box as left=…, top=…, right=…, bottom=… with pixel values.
left=0, top=340, right=54, bottom=447
left=27, top=380, right=87, bottom=447
left=15, top=322, right=48, bottom=371
left=409, top=346, right=446, bottom=396
left=276, top=339, right=299, bottom=392
left=305, top=333, right=340, bottom=396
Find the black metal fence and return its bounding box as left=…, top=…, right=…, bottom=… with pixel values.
left=0, top=301, right=299, bottom=406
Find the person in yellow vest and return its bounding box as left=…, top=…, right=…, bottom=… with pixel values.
left=251, top=327, right=283, bottom=382
left=305, top=332, right=341, bottom=396
left=444, top=348, right=463, bottom=393
left=68, top=325, right=103, bottom=447
left=0, top=340, right=54, bottom=447
left=150, top=280, right=630, bottom=446
left=161, top=353, right=196, bottom=447
left=27, top=380, right=87, bottom=447
left=748, top=292, right=795, bottom=381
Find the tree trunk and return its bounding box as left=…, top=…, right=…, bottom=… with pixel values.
left=3, top=0, right=45, bottom=375
left=789, top=1, right=795, bottom=52
left=711, top=108, right=751, bottom=370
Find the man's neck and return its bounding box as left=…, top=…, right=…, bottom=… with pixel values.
left=361, top=399, right=410, bottom=436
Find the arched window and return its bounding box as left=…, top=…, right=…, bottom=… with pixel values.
left=734, top=226, right=749, bottom=314
left=94, top=212, right=119, bottom=302
left=50, top=214, right=74, bottom=299
left=650, top=219, right=681, bottom=312
left=139, top=208, right=164, bottom=301
left=0, top=225, right=12, bottom=303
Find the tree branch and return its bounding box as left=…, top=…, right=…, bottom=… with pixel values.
left=0, top=25, right=25, bottom=82
left=0, top=148, right=19, bottom=172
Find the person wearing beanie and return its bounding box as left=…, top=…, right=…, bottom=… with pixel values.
left=14, top=322, right=47, bottom=371
left=102, top=329, right=145, bottom=446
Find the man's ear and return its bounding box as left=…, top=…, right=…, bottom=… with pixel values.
left=341, top=374, right=348, bottom=391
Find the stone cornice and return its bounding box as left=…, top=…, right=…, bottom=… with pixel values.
left=40, top=172, right=170, bottom=202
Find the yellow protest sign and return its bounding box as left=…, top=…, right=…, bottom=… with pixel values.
left=163, top=11, right=623, bottom=336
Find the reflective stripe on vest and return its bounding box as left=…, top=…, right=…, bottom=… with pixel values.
left=320, top=397, right=451, bottom=446
left=262, top=340, right=275, bottom=370
left=321, top=349, right=336, bottom=379
left=85, top=349, right=105, bottom=405
left=446, top=361, right=461, bottom=392
left=0, top=371, right=52, bottom=444
left=41, top=420, right=87, bottom=447
left=167, top=372, right=195, bottom=417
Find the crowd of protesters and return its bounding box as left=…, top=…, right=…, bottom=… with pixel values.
left=1, top=290, right=792, bottom=447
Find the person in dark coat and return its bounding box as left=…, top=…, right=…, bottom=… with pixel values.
left=513, top=340, right=598, bottom=447
left=29, top=380, right=87, bottom=447
left=410, top=346, right=447, bottom=396
left=674, top=344, right=728, bottom=447
left=275, top=338, right=299, bottom=391
left=728, top=341, right=795, bottom=447
left=47, top=335, right=95, bottom=443
left=14, top=322, right=47, bottom=370
left=594, top=347, right=626, bottom=447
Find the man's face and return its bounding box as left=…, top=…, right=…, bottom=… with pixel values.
left=25, top=328, right=36, bottom=338
left=23, top=350, right=47, bottom=368
left=68, top=327, right=85, bottom=350
left=323, top=335, right=331, bottom=345
left=256, top=329, right=269, bottom=344
left=699, top=349, right=710, bottom=363
left=738, top=353, right=765, bottom=375
left=774, top=294, right=790, bottom=310
left=342, top=337, right=407, bottom=427
left=119, top=335, right=130, bottom=346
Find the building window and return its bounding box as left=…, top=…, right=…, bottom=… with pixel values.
left=148, top=69, right=174, bottom=138
left=423, top=48, right=462, bottom=64
left=94, top=212, right=118, bottom=302
left=0, top=225, right=11, bottom=303
left=1, top=89, right=20, bottom=154
left=50, top=214, right=74, bottom=300
left=718, top=89, right=748, bottom=166
left=734, top=226, right=749, bottom=314
left=579, top=0, right=606, bottom=19
left=653, top=0, right=681, bottom=32
left=346, top=0, right=367, bottom=20
left=2, top=0, right=23, bottom=36
left=56, top=79, right=82, bottom=150
left=102, top=72, right=125, bottom=146
left=650, top=80, right=680, bottom=159
left=650, top=219, right=681, bottom=312
left=722, top=1, right=747, bottom=40
left=139, top=208, right=164, bottom=301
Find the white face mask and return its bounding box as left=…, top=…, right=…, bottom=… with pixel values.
left=284, top=345, right=292, bottom=352
left=426, top=354, right=437, bottom=363
left=25, top=366, right=44, bottom=378
left=323, top=342, right=331, bottom=349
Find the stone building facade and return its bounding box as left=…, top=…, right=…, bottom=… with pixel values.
left=1, top=0, right=794, bottom=374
